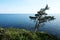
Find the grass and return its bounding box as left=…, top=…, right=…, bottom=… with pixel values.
left=0, top=27, right=58, bottom=40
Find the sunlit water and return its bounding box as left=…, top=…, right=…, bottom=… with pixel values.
left=0, top=14, right=60, bottom=38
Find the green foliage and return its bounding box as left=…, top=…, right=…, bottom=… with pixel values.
left=29, top=5, right=55, bottom=32
left=0, top=28, right=58, bottom=40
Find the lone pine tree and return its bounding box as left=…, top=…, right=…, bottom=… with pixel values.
left=29, top=5, right=55, bottom=32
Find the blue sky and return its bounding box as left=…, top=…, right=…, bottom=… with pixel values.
left=0, top=0, right=60, bottom=14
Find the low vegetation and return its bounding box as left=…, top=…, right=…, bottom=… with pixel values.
left=0, top=27, right=58, bottom=40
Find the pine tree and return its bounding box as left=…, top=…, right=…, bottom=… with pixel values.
left=29, top=5, right=55, bottom=32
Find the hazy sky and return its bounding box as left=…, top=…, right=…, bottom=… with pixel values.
left=0, top=0, right=60, bottom=14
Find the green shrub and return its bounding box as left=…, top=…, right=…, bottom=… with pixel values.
left=0, top=27, right=58, bottom=40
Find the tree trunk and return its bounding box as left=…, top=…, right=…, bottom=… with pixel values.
left=34, top=21, right=40, bottom=32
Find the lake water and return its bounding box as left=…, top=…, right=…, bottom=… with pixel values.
left=0, top=14, right=60, bottom=38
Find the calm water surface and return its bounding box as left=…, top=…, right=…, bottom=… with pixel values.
left=0, top=14, right=60, bottom=38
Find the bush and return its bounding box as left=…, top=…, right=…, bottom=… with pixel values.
left=0, top=27, right=58, bottom=40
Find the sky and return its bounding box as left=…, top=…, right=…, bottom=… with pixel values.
left=0, top=0, right=60, bottom=14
